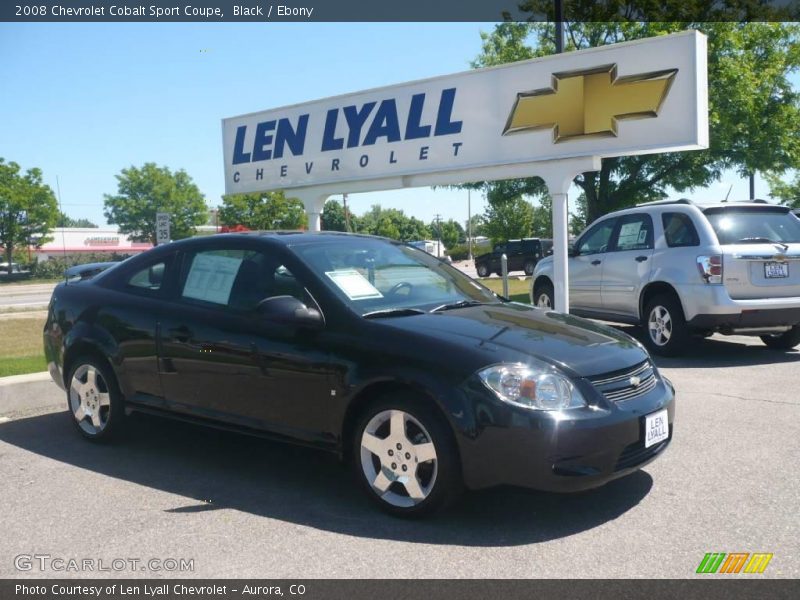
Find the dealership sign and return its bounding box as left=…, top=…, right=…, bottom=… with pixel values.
left=222, top=31, right=707, bottom=195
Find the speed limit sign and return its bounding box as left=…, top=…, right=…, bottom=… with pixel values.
left=156, top=212, right=171, bottom=246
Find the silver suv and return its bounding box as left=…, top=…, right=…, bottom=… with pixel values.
left=531, top=200, right=800, bottom=355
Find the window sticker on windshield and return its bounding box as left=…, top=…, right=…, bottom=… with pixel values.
left=617, top=222, right=645, bottom=248
left=325, top=269, right=383, bottom=300
left=183, top=253, right=243, bottom=305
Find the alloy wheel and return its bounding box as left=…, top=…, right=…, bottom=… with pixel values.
left=69, top=365, right=111, bottom=435
left=359, top=409, right=438, bottom=508
left=648, top=305, right=673, bottom=347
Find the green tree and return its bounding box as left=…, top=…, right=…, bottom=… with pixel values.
left=57, top=212, right=98, bottom=228
left=219, top=191, right=307, bottom=230
left=483, top=196, right=534, bottom=244
left=434, top=219, right=463, bottom=248
left=767, top=171, right=800, bottom=208
left=321, top=199, right=357, bottom=232
left=468, top=21, right=800, bottom=223
left=531, top=196, right=553, bottom=238
left=358, top=205, right=430, bottom=241
left=104, top=163, right=207, bottom=243
left=0, top=158, right=59, bottom=274
left=465, top=214, right=487, bottom=238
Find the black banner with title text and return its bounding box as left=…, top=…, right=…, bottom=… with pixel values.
left=2, top=0, right=799, bottom=22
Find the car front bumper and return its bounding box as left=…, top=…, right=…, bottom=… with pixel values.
left=456, top=376, right=675, bottom=493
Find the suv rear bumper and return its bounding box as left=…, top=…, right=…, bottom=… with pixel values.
left=678, top=284, right=800, bottom=332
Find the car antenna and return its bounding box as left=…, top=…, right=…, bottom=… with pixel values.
left=56, top=175, right=68, bottom=284
left=722, top=184, right=733, bottom=203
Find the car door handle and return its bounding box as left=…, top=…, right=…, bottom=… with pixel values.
left=169, top=327, right=192, bottom=343
left=635, top=256, right=649, bottom=262
left=591, top=260, right=602, bottom=266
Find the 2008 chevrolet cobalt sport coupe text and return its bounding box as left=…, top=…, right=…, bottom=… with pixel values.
left=44, top=232, right=674, bottom=516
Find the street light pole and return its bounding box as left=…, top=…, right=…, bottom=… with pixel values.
left=555, top=0, right=564, bottom=54
left=467, top=189, right=473, bottom=260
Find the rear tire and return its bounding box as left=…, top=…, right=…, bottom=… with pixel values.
left=351, top=392, right=462, bottom=518
left=523, top=260, right=536, bottom=276
left=476, top=264, right=489, bottom=278
left=642, top=294, right=689, bottom=356
left=66, top=356, right=125, bottom=441
left=760, top=325, right=800, bottom=350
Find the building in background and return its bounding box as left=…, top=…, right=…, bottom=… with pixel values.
left=35, top=228, right=152, bottom=261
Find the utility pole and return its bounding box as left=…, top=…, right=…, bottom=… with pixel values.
left=749, top=172, right=756, bottom=201
left=343, top=193, right=351, bottom=232
left=467, top=190, right=473, bottom=261
left=433, top=213, right=442, bottom=257
left=554, top=0, right=564, bottom=54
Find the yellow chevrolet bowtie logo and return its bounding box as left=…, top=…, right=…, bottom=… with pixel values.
left=504, top=64, right=678, bottom=142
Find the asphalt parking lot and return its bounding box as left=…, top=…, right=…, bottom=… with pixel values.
left=0, top=332, right=797, bottom=579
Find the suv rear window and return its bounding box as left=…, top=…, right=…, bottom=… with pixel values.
left=704, top=207, right=800, bottom=245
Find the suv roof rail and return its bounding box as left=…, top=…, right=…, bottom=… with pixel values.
left=634, top=198, right=695, bottom=207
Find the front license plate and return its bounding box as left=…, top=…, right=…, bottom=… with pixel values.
left=644, top=409, right=669, bottom=448
left=764, top=262, right=789, bottom=278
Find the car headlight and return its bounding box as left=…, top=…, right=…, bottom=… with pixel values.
left=477, top=362, right=586, bottom=411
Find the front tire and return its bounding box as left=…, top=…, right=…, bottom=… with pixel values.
left=761, top=325, right=800, bottom=350
left=352, top=393, right=462, bottom=517
left=66, top=356, right=125, bottom=440
left=533, top=280, right=554, bottom=310
left=476, top=264, right=489, bottom=278
left=642, top=294, right=689, bottom=356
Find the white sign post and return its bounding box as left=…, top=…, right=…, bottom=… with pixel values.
left=222, top=30, right=707, bottom=312
left=156, top=212, right=171, bottom=246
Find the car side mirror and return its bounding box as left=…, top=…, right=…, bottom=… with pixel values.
left=568, top=245, right=579, bottom=257
left=257, top=295, right=323, bottom=329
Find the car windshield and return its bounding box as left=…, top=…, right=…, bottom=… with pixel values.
left=292, top=237, right=501, bottom=316
left=704, top=208, right=800, bottom=245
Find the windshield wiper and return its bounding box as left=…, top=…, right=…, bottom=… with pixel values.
left=737, top=237, right=781, bottom=245
left=362, top=307, right=426, bottom=319
left=430, top=300, right=485, bottom=313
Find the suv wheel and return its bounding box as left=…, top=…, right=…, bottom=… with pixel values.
left=67, top=356, right=125, bottom=440
left=476, top=264, right=489, bottom=278
left=352, top=394, right=462, bottom=517
left=523, top=260, right=536, bottom=276
left=643, top=294, right=689, bottom=356
left=533, top=280, right=554, bottom=309
left=760, top=325, right=800, bottom=350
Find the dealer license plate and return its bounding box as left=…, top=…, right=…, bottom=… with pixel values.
left=764, top=262, right=789, bottom=278
left=644, top=409, right=669, bottom=448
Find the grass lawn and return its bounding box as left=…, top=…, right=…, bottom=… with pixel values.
left=479, top=277, right=531, bottom=304
left=0, top=316, right=47, bottom=377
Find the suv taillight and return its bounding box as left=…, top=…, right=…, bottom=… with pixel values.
left=697, top=255, right=723, bottom=284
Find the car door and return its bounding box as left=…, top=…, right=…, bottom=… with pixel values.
left=601, top=214, right=655, bottom=316
left=569, top=217, right=617, bottom=309
left=104, top=252, right=178, bottom=403
left=157, top=243, right=334, bottom=443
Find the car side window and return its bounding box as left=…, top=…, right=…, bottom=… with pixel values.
left=577, top=219, right=616, bottom=255
left=662, top=212, right=700, bottom=247
left=179, top=248, right=313, bottom=312
left=127, top=262, right=166, bottom=291
left=612, top=214, right=654, bottom=252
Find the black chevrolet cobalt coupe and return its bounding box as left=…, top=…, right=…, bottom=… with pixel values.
left=44, top=232, right=674, bottom=516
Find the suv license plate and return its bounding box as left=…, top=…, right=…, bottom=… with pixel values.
left=764, top=262, right=789, bottom=278
left=645, top=409, right=669, bottom=448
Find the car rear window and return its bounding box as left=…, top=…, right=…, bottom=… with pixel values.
left=703, top=208, right=800, bottom=245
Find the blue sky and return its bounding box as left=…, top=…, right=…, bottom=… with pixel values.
left=0, top=23, right=785, bottom=229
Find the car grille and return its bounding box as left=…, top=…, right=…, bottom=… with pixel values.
left=588, top=360, right=658, bottom=403
left=614, top=426, right=673, bottom=472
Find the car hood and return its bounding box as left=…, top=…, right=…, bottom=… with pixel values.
left=379, top=302, right=648, bottom=378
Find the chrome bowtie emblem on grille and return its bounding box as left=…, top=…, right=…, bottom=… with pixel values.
left=629, top=375, right=641, bottom=387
